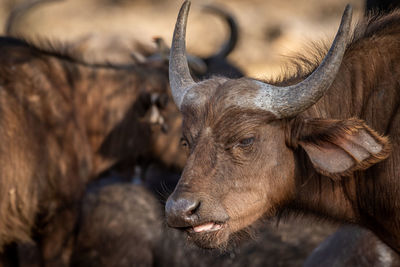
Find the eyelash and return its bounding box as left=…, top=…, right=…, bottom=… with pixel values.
left=237, top=137, right=255, bottom=147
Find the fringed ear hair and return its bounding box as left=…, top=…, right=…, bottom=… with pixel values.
left=290, top=117, right=391, bottom=180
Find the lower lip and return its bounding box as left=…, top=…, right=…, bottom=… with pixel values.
left=189, top=222, right=226, bottom=234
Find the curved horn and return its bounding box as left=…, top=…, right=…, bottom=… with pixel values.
left=169, top=1, right=196, bottom=110
left=202, top=4, right=238, bottom=59
left=154, top=36, right=207, bottom=74
left=254, top=4, right=353, bottom=118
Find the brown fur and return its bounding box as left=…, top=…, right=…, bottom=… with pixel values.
left=71, top=181, right=163, bottom=267
left=282, top=10, right=400, bottom=251
left=304, top=226, right=400, bottom=267
left=0, top=36, right=183, bottom=265
left=166, top=9, right=400, bottom=253
left=69, top=170, right=336, bottom=267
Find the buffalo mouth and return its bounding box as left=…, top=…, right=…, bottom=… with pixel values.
left=179, top=221, right=230, bottom=249
left=187, top=221, right=225, bottom=234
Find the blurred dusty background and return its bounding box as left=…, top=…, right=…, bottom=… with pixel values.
left=0, top=0, right=364, bottom=78
left=0, top=0, right=366, bottom=265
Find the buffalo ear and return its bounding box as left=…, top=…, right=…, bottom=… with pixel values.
left=294, top=118, right=391, bottom=179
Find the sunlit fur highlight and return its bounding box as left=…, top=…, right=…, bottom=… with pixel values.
left=167, top=9, right=400, bottom=252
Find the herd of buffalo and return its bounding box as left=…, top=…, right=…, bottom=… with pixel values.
left=0, top=0, right=400, bottom=266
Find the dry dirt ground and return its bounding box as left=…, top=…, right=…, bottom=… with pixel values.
left=0, top=0, right=365, bottom=266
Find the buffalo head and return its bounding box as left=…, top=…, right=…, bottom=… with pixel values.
left=165, top=1, right=390, bottom=249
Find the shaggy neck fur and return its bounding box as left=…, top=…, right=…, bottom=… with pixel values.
left=279, top=10, right=400, bottom=253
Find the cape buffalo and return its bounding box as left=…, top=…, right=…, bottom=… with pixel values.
left=5, top=0, right=244, bottom=79
left=165, top=0, right=400, bottom=254
left=0, top=35, right=182, bottom=266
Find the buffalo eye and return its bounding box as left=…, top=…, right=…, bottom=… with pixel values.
left=237, top=137, right=255, bottom=147
left=180, top=138, right=189, bottom=149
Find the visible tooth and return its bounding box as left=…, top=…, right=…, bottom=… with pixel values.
left=211, top=224, right=222, bottom=230
left=193, top=222, right=215, bottom=233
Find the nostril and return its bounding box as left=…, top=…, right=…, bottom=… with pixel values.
left=166, top=196, right=201, bottom=226
left=185, top=200, right=200, bottom=216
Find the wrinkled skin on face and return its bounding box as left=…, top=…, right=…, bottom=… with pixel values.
left=166, top=78, right=297, bottom=248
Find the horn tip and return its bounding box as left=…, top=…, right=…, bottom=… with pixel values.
left=182, top=0, right=191, bottom=9
left=344, top=3, right=353, bottom=11
left=343, top=4, right=353, bottom=18
left=339, top=3, right=353, bottom=33
left=177, top=1, right=191, bottom=23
